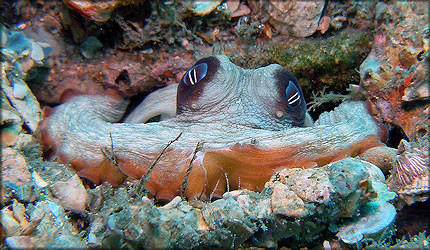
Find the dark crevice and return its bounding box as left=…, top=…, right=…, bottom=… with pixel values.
left=386, top=123, right=408, bottom=148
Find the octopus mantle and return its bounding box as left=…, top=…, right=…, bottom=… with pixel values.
left=38, top=55, right=384, bottom=201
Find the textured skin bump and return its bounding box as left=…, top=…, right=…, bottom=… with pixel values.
left=38, top=55, right=384, bottom=201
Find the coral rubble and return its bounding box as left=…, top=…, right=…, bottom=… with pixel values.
left=1, top=26, right=50, bottom=146
left=85, top=158, right=395, bottom=248
left=358, top=1, right=430, bottom=150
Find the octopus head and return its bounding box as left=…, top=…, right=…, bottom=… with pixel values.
left=176, top=55, right=309, bottom=129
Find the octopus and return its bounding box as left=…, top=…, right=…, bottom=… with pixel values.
left=38, top=55, right=387, bottom=202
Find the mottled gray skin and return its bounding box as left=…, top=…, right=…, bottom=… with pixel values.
left=127, top=55, right=312, bottom=129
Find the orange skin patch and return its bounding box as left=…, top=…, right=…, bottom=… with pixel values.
left=37, top=96, right=383, bottom=201
left=189, top=136, right=382, bottom=200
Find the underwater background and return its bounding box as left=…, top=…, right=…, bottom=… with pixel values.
left=1, top=0, right=429, bottom=249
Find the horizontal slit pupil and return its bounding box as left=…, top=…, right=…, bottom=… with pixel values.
left=193, top=68, right=197, bottom=84
left=288, top=92, right=299, bottom=103
left=188, top=70, right=194, bottom=85
left=288, top=92, right=299, bottom=104
left=183, top=63, right=208, bottom=86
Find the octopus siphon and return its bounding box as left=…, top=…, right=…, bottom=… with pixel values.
left=38, top=55, right=387, bottom=202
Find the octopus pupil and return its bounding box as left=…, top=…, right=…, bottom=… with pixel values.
left=184, top=63, right=208, bottom=86
left=286, top=80, right=301, bottom=107
left=189, top=69, right=197, bottom=85
left=288, top=92, right=300, bottom=105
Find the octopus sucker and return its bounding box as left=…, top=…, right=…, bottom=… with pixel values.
left=37, top=55, right=386, bottom=201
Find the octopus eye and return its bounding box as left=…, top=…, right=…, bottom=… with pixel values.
left=177, top=57, right=220, bottom=114
left=286, top=80, right=302, bottom=107
left=182, top=63, right=208, bottom=86
left=274, top=68, right=307, bottom=126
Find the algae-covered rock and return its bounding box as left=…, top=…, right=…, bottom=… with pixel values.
left=336, top=160, right=397, bottom=244
left=227, top=29, right=372, bottom=96
left=84, top=157, right=396, bottom=248
left=2, top=141, right=397, bottom=249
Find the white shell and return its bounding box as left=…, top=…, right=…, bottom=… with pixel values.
left=12, top=79, right=30, bottom=99
left=190, top=0, right=222, bottom=16
left=30, top=41, right=44, bottom=61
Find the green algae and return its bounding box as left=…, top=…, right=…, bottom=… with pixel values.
left=228, top=29, right=373, bottom=97
left=356, top=230, right=430, bottom=249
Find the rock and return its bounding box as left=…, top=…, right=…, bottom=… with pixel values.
left=80, top=36, right=103, bottom=59
left=0, top=26, right=7, bottom=47
left=12, top=79, right=30, bottom=99
left=3, top=30, right=31, bottom=55
left=21, top=200, right=87, bottom=248
left=230, top=190, right=271, bottom=219
left=1, top=28, right=43, bottom=132
left=359, top=146, right=397, bottom=174
left=248, top=0, right=325, bottom=37
left=1, top=147, right=31, bottom=185
left=63, top=0, right=145, bottom=22
left=189, top=0, right=222, bottom=16
left=226, top=0, right=239, bottom=13
left=30, top=41, right=44, bottom=61
left=270, top=182, right=307, bottom=217
left=5, top=236, right=37, bottom=248
left=317, top=16, right=330, bottom=34
left=51, top=174, right=89, bottom=214
left=326, top=158, right=369, bottom=198
left=276, top=168, right=333, bottom=203
left=1, top=91, right=22, bottom=147
left=0, top=208, right=20, bottom=237
left=1, top=72, right=42, bottom=132
left=230, top=4, right=251, bottom=18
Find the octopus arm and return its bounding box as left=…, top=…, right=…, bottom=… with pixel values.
left=37, top=95, right=384, bottom=201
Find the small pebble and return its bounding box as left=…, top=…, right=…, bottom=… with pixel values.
left=30, top=41, right=44, bottom=61
left=32, top=171, right=48, bottom=188
left=12, top=79, right=29, bottom=99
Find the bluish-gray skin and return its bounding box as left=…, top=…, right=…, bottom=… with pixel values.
left=126, top=56, right=314, bottom=128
